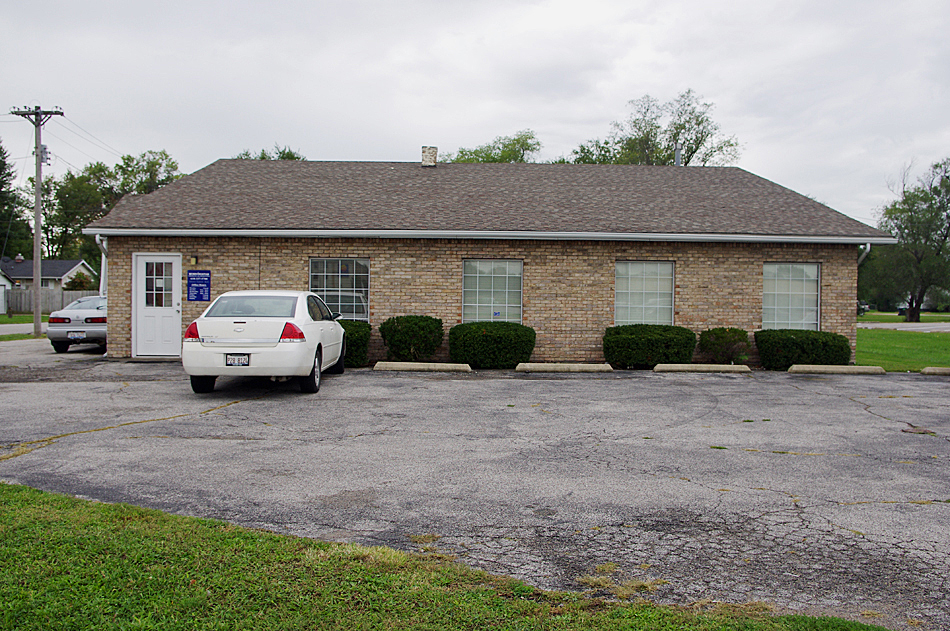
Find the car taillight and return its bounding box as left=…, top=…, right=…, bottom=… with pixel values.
left=49, top=316, right=70, bottom=323
left=183, top=321, right=200, bottom=341
left=85, top=317, right=107, bottom=324
left=279, top=322, right=306, bottom=342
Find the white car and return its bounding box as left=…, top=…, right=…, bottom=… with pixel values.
left=47, top=295, right=108, bottom=353
left=182, top=290, right=345, bottom=394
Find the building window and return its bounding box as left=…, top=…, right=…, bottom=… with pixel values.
left=462, top=260, right=522, bottom=323
left=763, top=263, right=819, bottom=330
left=615, top=261, right=674, bottom=325
left=309, top=258, right=370, bottom=321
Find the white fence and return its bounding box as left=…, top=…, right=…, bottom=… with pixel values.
left=4, top=289, right=100, bottom=314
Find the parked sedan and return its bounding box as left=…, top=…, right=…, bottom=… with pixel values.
left=181, top=290, right=345, bottom=394
left=46, top=295, right=108, bottom=353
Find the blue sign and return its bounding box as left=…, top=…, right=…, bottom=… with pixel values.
left=187, top=270, right=211, bottom=301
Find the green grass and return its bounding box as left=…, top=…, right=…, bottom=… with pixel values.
left=858, top=311, right=950, bottom=323
left=857, top=328, right=950, bottom=372
left=0, top=483, right=887, bottom=631
left=0, top=333, right=37, bottom=343
left=1, top=314, right=49, bottom=324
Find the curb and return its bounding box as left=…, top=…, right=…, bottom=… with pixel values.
left=516, top=363, right=614, bottom=373
left=654, top=364, right=751, bottom=373
left=373, top=361, right=472, bottom=372
left=788, top=365, right=886, bottom=374
left=921, top=367, right=950, bottom=375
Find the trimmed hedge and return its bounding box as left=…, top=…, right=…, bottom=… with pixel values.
left=338, top=319, right=371, bottom=367
left=449, top=321, right=536, bottom=369
left=754, top=329, right=851, bottom=371
left=603, top=324, right=697, bottom=369
left=378, top=315, right=444, bottom=362
left=698, top=327, right=750, bottom=364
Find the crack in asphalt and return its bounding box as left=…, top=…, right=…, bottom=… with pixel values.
left=0, top=397, right=263, bottom=461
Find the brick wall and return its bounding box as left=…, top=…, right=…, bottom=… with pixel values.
left=105, top=237, right=858, bottom=362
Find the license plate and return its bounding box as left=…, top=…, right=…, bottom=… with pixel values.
left=67, top=331, right=85, bottom=340
left=226, top=354, right=249, bottom=366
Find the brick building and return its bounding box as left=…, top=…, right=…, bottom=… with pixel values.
left=84, top=153, right=894, bottom=363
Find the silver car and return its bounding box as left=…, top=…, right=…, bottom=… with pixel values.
left=47, top=296, right=108, bottom=353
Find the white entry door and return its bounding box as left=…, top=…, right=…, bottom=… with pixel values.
left=133, top=253, right=182, bottom=357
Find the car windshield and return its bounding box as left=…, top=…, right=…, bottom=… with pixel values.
left=205, top=295, right=298, bottom=318
left=64, top=297, right=106, bottom=310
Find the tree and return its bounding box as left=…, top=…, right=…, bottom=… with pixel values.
left=113, top=150, right=180, bottom=197
left=63, top=270, right=97, bottom=290
left=857, top=245, right=908, bottom=311
left=31, top=151, right=180, bottom=263
left=442, top=130, right=541, bottom=163
left=0, top=138, right=33, bottom=260
left=878, top=158, right=950, bottom=322
left=571, top=90, right=740, bottom=166
left=49, top=172, right=106, bottom=260
left=234, top=144, right=306, bottom=161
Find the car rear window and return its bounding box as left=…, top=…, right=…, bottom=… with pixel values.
left=205, top=296, right=298, bottom=318
left=64, top=297, right=107, bottom=310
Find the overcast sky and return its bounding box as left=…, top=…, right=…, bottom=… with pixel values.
left=3, top=0, right=948, bottom=228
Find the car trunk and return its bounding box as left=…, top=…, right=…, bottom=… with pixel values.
left=196, top=318, right=288, bottom=348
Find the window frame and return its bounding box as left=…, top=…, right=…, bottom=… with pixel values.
left=308, top=257, right=370, bottom=322
left=614, top=260, right=675, bottom=326
left=762, top=262, right=821, bottom=330
left=461, top=259, right=524, bottom=324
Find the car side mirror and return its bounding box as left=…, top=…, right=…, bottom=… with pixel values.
left=331, top=313, right=342, bottom=320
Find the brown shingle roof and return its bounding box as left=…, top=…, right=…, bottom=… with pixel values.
left=86, top=159, right=891, bottom=242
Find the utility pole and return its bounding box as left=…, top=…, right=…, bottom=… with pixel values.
left=11, top=105, right=63, bottom=336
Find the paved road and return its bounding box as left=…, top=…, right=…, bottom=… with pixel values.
left=1, top=339, right=948, bottom=630
left=858, top=321, right=950, bottom=333
left=0, top=322, right=48, bottom=335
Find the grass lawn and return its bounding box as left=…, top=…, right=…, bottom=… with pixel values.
left=1, top=314, right=49, bottom=324
left=0, top=484, right=887, bottom=631
left=0, top=333, right=37, bottom=343
left=858, top=311, right=950, bottom=323
left=856, top=328, right=950, bottom=371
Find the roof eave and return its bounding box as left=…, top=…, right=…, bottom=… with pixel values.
left=83, top=228, right=897, bottom=245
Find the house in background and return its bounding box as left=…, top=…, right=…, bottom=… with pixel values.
left=0, top=255, right=97, bottom=290
left=84, top=149, right=895, bottom=362
left=0, top=269, right=12, bottom=314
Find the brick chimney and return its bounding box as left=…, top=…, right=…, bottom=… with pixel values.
left=421, top=146, right=437, bottom=167
left=14, top=253, right=24, bottom=263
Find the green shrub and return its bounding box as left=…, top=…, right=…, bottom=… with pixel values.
left=698, top=327, right=750, bottom=364
left=603, top=324, right=697, bottom=369
left=339, top=319, right=371, bottom=367
left=449, top=321, right=536, bottom=369
left=754, top=329, right=851, bottom=371
left=378, top=315, right=444, bottom=362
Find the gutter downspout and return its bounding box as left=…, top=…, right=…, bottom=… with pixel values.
left=857, top=243, right=871, bottom=266
left=95, top=234, right=108, bottom=297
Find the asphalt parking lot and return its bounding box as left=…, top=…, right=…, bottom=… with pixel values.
left=1, top=338, right=948, bottom=630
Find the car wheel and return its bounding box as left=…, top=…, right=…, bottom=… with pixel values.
left=299, top=349, right=322, bottom=393
left=190, top=375, right=216, bottom=393
left=51, top=341, right=69, bottom=353
left=325, top=338, right=345, bottom=375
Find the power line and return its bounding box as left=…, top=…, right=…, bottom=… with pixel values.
left=43, top=128, right=102, bottom=164
left=57, top=117, right=124, bottom=159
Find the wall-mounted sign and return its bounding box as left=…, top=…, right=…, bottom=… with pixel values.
left=187, top=270, right=211, bottom=301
